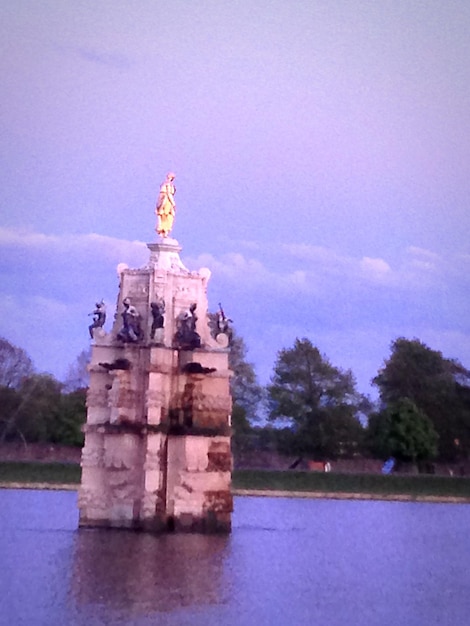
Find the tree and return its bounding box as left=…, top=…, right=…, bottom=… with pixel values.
left=228, top=331, right=263, bottom=421
left=13, top=374, right=64, bottom=443
left=228, top=330, right=263, bottom=454
left=63, top=347, right=91, bottom=391
left=55, top=389, right=86, bottom=446
left=0, top=372, right=86, bottom=447
left=0, top=339, right=35, bottom=442
left=367, top=398, right=438, bottom=467
left=267, top=338, right=368, bottom=459
left=373, top=338, right=470, bottom=460
left=0, top=386, right=23, bottom=443
left=0, top=337, right=34, bottom=389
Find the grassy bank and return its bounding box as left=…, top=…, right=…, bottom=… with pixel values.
left=233, top=469, right=470, bottom=499
left=0, top=461, right=81, bottom=485
left=1, top=462, right=470, bottom=501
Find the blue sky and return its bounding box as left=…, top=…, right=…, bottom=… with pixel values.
left=1, top=0, right=469, bottom=397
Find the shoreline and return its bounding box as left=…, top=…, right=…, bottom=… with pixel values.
left=232, top=488, right=470, bottom=504
left=1, top=482, right=469, bottom=504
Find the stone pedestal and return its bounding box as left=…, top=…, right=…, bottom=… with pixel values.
left=78, top=238, right=233, bottom=533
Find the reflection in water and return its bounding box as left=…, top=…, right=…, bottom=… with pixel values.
left=71, top=529, right=231, bottom=617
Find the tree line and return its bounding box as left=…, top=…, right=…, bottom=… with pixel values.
left=232, top=335, right=470, bottom=469
left=1, top=333, right=469, bottom=470
left=0, top=338, right=86, bottom=446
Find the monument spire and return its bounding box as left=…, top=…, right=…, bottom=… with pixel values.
left=79, top=175, right=233, bottom=533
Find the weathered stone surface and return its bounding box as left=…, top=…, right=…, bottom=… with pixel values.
left=149, top=347, right=175, bottom=373
left=146, top=373, right=171, bottom=425
left=185, top=437, right=210, bottom=472
left=140, top=490, right=165, bottom=521
left=104, top=433, right=141, bottom=469
left=207, top=440, right=232, bottom=472
left=86, top=387, right=109, bottom=409
left=203, top=489, right=233, bottom=513
left=143, top=433, right=165, bottom=469
left=192, top=410, right=229, bottom=430
left=80, top=433, right=104, bottom=468
left=177, top=471, right=231, bottom=498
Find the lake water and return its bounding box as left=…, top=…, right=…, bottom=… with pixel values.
left=0, top=490, right=469, bottom=626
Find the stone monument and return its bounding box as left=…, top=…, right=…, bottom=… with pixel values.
left=79, top=174, right=233, bottom=533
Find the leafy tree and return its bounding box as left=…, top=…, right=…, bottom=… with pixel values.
left=0, top=372, right=86, bottom=447
left=0, top=386, right=23, bottom=443
left=367, top=398, right=438, bottom=467
left=55, top=389, right=86, bottom=446
left=229, top=330, right=263, bottom=421
left=230, top=404, right=255, bottom=455
left=267, top=338, right=368, bottom=459
left=13, top=374, right=64, bottom=443
left=373, top=338, right=470, bottom=460
left=231, top=404, right=252, bottom=435
left=0, top=337, right=34, bottom=389
left=228, top=331, right=263, bottom=454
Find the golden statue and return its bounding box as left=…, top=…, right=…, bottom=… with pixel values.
left=155, top=172, right=176, bottom=237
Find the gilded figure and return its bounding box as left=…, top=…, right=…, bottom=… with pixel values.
left=155, top=172, right=176, bottom=237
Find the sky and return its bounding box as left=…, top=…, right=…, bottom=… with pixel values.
left=1, top=0, right=469, bottom=399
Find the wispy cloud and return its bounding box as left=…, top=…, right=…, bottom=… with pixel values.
left=187, top=240, right=460, bottom=300
left=74, top=46, right=134, bottom=70
left=1, top=228, right=458, bottom=319
left=0, top=227, right=148, bottom=265
left=0, top=227, right=468, bottom=391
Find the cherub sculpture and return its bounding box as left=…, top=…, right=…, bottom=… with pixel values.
left=117, top=298, right=143, bottom=343
left=88, top=300, right=106, bottom=339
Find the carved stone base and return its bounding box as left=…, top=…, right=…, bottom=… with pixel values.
left=79, top=237, right=233, bottom=533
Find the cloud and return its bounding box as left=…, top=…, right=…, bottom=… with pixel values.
left=406, top=245, right=441, bottom=272
left=0, top=227, right=148, bottom=265
left=407, top=246, right=441, bottom=260
left=74, top=46, right=134, bottom=70
left=187, top=240, right=456, bottom=302
left=280, top=242, right=352, bottom=272
left=185, top=240, right=470, bottom=393
left=360, top=256, right=392, bottom=279
left=0, top=228, right=150, bottom=376
left=0, top=227, right=468, bottom=393
left=185, top=251, right=272, bottom=287
left=1, top=228, right=460, bottom=324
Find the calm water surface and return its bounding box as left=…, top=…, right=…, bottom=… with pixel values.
left=0, top=489, right=469, bottom=626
